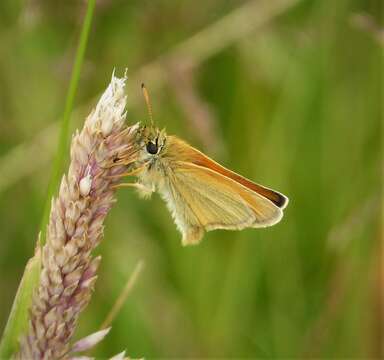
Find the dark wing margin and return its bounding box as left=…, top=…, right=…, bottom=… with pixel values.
left=189, top=149, right=288, bottom=209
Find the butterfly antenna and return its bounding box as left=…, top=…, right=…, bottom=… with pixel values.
left=141, top=83, right=153, bottom=126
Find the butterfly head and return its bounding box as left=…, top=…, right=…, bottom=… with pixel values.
left=134, top=83, right=167, bottom=159
left=135, top=124, right=167, bottom=162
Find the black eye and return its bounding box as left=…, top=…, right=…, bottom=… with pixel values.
left=146, top=141, right=158, bottom=154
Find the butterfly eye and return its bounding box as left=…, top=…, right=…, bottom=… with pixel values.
left=146, top=141, right=158, bottom=154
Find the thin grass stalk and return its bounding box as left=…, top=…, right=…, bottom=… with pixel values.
left=40, top=0, right=96, bottom=243
left=0, top=243, right=42, bottom=358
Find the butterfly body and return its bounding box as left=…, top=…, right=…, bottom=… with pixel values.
left=131, top=125, right=288, bottom=245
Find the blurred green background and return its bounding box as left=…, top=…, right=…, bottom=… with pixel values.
left=0, top=0, right=381, bottom=358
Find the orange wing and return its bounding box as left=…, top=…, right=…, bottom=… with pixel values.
left=166, top=136, right=288, bottom=209
left=173, top=161, right=285, bottom=227
left=161, top=160, right=284, bottom=245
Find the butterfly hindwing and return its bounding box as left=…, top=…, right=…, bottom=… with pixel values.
left=161, top=161, right=283, bottom=245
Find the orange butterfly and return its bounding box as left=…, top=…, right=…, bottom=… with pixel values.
left=117, top=85, right=288, bottom=245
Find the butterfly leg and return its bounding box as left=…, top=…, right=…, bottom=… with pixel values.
left=107, top=164, right=148, bottom=179
left=102, top=147, right=142, bottom=169
left=112, top=182, right=154, bottom=198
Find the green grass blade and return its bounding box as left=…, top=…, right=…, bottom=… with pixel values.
left=0, top=243, right=42, bottom=358
left=40, top=0, right=96, bottom=243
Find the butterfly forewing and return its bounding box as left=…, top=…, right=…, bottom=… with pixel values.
left=167, top=136, right=288, bottom=209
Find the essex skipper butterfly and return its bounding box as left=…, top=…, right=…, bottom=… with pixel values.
left=116, top=84, right=288, bottom=246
